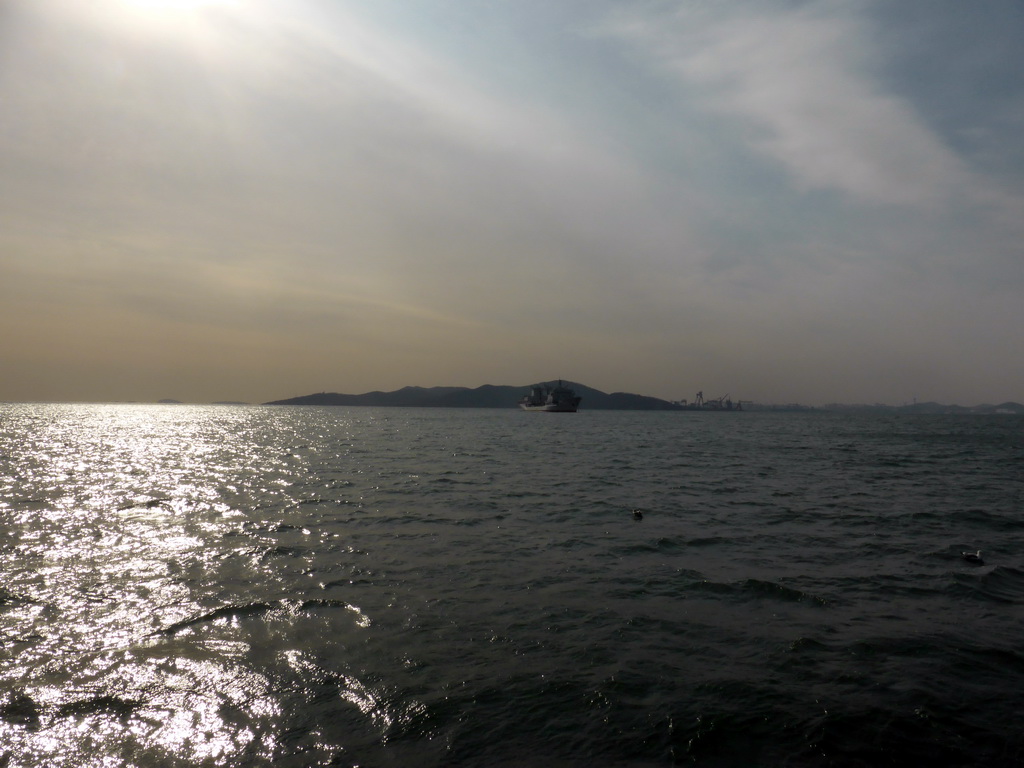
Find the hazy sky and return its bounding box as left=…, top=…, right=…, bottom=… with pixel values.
left=2, top=0, right=1022, bottom=405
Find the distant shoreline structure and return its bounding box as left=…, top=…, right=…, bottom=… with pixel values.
left=672, top=391, right=744, bottom=411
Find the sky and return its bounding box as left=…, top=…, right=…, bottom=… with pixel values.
left=2, top=0, right=1022, bottom=406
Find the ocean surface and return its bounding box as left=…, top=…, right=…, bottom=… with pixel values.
left=1, top=404, right=1023, bottom=767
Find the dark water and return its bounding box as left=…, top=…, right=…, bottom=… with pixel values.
left=1, top=404, right=1023, bottom=767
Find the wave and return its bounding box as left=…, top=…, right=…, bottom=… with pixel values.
left=0, top=689, right=41, bottom=729
left=687, top=578, right=829, bottom=606
left=157, top=601, right=280, bottom=634
left=56, top=694, right=140, bottom=719
left=952, top=566, right=1024, bottom=604
left=686, top=536, right=729, bottom=547
left=613, top=537, right=689, bottom=556
left=950, top=508, right=1024, bottom=531
left=157, top=598, right=370, bottom=635
left=116, top=497, right=171, bottom=511
left=0, top=587, right=34, bottom=606
left=2, top=687, right=139, bottom=729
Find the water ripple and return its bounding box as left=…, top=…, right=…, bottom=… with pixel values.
left=2, top=405, right=1023, bottom=766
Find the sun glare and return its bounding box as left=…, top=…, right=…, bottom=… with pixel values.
left=121, top=0, right=226, bottom=13
left=112, top=0, right=239, bottom=25
left=98, top=0, right=249, bottom=45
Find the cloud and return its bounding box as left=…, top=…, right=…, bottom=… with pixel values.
left=602, top=2, right=967, bottom=208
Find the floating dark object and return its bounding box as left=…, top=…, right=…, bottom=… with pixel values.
left=632, top=509, right=643, bottom=521
left=961, top=550, right=983, bottom=564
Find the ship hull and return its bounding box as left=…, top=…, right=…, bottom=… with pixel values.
left=518, top=402, right=579, bottom=412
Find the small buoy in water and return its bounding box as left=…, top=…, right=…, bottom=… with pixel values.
left=632, top=509, right=643, bottom=521
left=961, top=550, right=983, bottom=564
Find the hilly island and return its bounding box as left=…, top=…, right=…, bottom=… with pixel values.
left=265, top=381, right=682, bottom=410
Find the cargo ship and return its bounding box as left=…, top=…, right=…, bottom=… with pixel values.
left=519, top=381, right=582, bottom=412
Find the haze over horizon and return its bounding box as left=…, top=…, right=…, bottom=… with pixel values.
left=3, top=0, right=1022, bottom=407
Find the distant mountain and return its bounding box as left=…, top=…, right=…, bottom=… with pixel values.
left=264, top=381, right=684, bottom=410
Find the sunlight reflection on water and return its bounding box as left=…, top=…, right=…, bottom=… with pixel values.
left=1, top=404, right=425, bottom=766
left=1, top=404, right=304, bottom=765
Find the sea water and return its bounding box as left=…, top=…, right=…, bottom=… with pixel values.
left=1, top=404, right=1022, bottom=766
